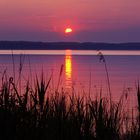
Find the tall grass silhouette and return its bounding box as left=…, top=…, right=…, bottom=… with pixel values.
left=0, top=72, right=140, bottom=140
left=0, top=53, right=140, bottom=140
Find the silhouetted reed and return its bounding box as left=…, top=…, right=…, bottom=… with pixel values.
left=98, top=52, right=111, bottom=102
left=0, top=73, right=139, bottom=140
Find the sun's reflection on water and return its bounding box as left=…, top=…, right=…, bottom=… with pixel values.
left=65, top=50, right=72, bottom=89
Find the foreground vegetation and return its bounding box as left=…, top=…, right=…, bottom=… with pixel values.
left=0, top=72, right=140, bottom=140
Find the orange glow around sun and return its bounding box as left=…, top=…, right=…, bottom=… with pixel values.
left=65, top=28, right=73, bottom=34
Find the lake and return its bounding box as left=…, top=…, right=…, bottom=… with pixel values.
left=0, top=50, right=139, bottom=110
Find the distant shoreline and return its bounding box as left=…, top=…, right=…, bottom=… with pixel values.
left=0, top=41, right=140, bottom=50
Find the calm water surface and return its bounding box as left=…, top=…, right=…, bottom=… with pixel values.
left=0, top=50, right=140, bottom=109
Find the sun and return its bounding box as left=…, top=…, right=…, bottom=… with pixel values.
left=65, top=28, right=73, bottom=34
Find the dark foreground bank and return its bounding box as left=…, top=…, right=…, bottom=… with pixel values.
left=0, top=73, right=140, bottom=140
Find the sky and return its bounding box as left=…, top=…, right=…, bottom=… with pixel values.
left=0, top=0, right=140, bottom=42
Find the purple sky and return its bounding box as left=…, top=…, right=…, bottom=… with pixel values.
left=0, top=0, right=140, bottom=42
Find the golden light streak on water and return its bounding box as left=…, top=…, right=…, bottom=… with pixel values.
left=65, top=50, right=72, bottom=89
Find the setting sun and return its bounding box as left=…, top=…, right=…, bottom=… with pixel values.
left=65, top=28, right=73, bottom=34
